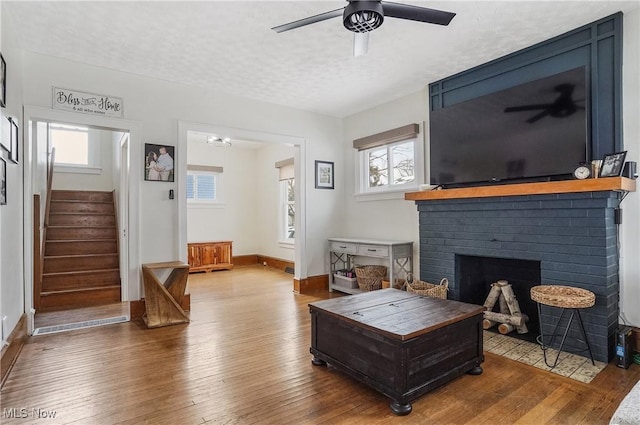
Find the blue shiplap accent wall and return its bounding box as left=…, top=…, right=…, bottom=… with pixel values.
left=429, top=13, right=623, bottom=160
left=417, top=191, right=621, bottom=362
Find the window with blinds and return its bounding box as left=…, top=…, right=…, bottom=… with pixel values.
left=353, top=123, right=421, bottom=195
left=187, top=172, right=217, bottom=202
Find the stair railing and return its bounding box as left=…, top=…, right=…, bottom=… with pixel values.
left=35, top=148, right=55, bottom=309
left=44, top=147, right=55, bottom=228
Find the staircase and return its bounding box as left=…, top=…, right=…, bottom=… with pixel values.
left=40, top=190, right=121, bottom=311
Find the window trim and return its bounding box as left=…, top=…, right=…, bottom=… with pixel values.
left=353, top=123, right=424, bottom=198
left=356, top=136, right=422, bottom=196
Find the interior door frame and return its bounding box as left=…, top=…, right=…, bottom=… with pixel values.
left=177, top=121, right=308, bottom=281
left=22, top=105, right=142, bottom=333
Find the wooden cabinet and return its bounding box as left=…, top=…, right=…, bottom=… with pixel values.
left=187, top=241, right=233, bottom=273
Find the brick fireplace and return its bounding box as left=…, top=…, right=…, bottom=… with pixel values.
left=406, top=178, right=635, bottom=362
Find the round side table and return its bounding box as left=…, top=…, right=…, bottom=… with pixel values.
left=530, top=285, right=596, bottom=368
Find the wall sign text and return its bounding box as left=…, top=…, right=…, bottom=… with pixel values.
left=52, top=87, right=123, bottom=118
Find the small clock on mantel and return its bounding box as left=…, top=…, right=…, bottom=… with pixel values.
left=573, top=163, right=591, bottom=180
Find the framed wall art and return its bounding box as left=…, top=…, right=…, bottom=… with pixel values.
left=8, top=116, right=18, bottom=164
left=315, top=160, right=334, bottom=189
left=599, top=151, right=626, bottom=177
left=0, top=53, right=5, bottom=108
left=0, top=111, right=8, bottom=152
left=1, top=156, right=6, bottom=205
left=145, top=143, right=174, bottom=182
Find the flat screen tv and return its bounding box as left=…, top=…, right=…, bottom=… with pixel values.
left=429, top=66, right=588, bottom=187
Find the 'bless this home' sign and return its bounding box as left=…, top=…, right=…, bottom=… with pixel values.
left=53, top=87, right=123, bottom=118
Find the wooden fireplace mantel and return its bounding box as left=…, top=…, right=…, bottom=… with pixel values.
left=405, top=177, right=636, bottom=201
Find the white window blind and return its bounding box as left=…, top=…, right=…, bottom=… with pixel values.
left=187, top=165, right=221, bottom=203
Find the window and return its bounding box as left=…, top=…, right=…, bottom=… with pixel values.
left=49, top=123, right=92, bottom=167
left=365, top=140, right=415, bottom=190
left=282, top=178, right=295, bottom=241
left=276, top=157, right=295, bottom=243
left=354, top=123, right=421, bottom=195
left=187, top=172, right=218, bottom=202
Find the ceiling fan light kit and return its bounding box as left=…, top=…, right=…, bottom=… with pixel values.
left=343, top=1, right=384, bottom=33
left=272, top=1, right=456, bottom=57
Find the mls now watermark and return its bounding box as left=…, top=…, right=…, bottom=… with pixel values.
left=2, top=407, right=57, bottom=419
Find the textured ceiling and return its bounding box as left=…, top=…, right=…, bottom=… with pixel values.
left=4, top=1, right=639, bottom=117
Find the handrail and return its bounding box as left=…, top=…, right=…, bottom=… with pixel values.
left=43, top=148, right=55, bottom=227
left=37, top=147, right=55, bottom=309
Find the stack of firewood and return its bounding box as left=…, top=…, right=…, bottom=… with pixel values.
left=482, top=280, right=528, bottom=335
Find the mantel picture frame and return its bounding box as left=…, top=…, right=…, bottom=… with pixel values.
left=315, top=160, right=334, bottom=190
left=599, top=151, right=627, bottom=177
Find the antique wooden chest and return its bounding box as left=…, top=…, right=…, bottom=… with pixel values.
left=309, top=288, right=484, bottom=415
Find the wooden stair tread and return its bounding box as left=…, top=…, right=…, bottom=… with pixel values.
left=50, top=212, right=116, bottom=215
left=42, top=268, right=120, bottom=277
left=44, top=253, right=119, bottom=259
left=41, top=285, right=121, bottom=295
left=52, top=190, right=112, bottom=193
left=46, top=238, right=117, bottom=243
left=50, top=199, right=113, bottom=204
left=47, top=225, right=116, bottom=229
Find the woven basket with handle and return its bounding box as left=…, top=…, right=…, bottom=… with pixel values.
left=354, top=265, right=387, bottom=291
left=405, top=277, right=449, bottom=299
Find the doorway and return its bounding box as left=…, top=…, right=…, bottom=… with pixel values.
left=23, top=106, right=142, bottom=335
left=177, top=122, right=307, bottom=282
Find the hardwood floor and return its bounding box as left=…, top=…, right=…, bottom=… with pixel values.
left=2, top=265, right=639, bottom=424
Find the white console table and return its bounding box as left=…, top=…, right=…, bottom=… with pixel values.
left=328, top=238, right=413, bottom=295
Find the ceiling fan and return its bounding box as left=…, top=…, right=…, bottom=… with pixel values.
left=271, top=1, right=456, bottom=57
left=504, top=84, right=585, bottom=124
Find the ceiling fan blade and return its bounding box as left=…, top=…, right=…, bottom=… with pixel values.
left=353, top=32, right=369, bottom=57
left=504, top=104, right=553, bottom=113
left=271, top=8, right=344, bottom=33
left=381, top=1, right=456, bottom=26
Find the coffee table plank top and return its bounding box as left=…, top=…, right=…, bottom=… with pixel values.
left=309, top=288, right=484, bottom=341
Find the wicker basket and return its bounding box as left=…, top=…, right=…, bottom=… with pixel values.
left=405, top=278, right=449, bottom=299
left=354, top=265, right=387, bottom=292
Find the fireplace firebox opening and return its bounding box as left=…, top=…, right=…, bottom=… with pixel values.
left=456, top=255, right=541, bottom=341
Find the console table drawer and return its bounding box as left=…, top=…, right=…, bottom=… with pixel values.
left=357, top=244, right=389, bottom=258
left=330, top=241, right=357, bottom=254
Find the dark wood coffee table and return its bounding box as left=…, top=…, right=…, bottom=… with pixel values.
left=309, top=288, right=484, bottom=415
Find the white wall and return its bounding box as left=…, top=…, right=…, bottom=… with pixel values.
left=0, top=11, right=26, bottom=340
left=186, top=141, right=259, bottom=254
left=253, top=143, right=297, bottom=262
left=342, top=91, right=428, bottom=274
left=341, top=11, right=640, bottom=327
left=619, top=7, right=640, bottom=327
left=19, top=50, right=343, bottom=281
left=53, top=128, right=115, bottom=191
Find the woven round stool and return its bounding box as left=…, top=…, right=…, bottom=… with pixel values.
left=530, top=285, right=596, bottom=368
